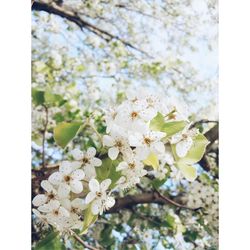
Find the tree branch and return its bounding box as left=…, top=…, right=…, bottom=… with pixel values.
left=107, top=190, right=198, bottom=213
left=199, top=123, right=219, bottom=171
left=69, top=229, right=100, bottom=250
left=32, top=1, right=152, bottom=57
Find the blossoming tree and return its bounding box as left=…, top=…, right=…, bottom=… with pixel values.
left=32, top=1, right=218, bottom=249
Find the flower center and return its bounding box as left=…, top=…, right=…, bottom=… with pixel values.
left=182, top=134, right=188, bottom=139
left=116, top=140, right=123, bottom=148
left=47, top=193, right=55, bottom=200
left=64, top=175, right=71, bottom=182
left=53, top=210, right=59, bottom=216
left=128, top=163, right=135, bottom=169
left=71, top=207, right=78, bottom=213
left=96, top=192, right=102, bottom=197
left=130, top=111, right=138, bottom=120
left=144, top=137, right=151, bottom=145
left=82, top=157, right=90, bottom=164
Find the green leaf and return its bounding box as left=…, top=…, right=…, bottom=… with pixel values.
left=177, top=163, right=197, bottom=181
left=150, top=112, right=187, bottom=137
left=143, top=152, right=159, bottom=170
left=32, top=88, right=45, bottom=106
left=33, top=231, right=66, bottom=250
left=150, top=112, right=165, bottom=131
left=54, top=122, right=82, bottom=148
left=96, top=158, right=122, bottom=188
left=162, top=121, right=187, bottom=137
left=80, top=205, right=98, bottom=235
left=44, top=91, right=66, bottom=106
left=165, top=214, right=176, bottom=229
left=173, top=134, right=209, bottom=165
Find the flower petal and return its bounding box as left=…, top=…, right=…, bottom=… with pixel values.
left=71, top=198, right=86, bottom=210
left=58, top=183, right=70, bottom=198
left=152, top=141, right=165, bottom=154
left=85, top=192, right=96, bottom=204
left=59, top=161, right=73, bottom=175
left=91, top=157, right=102, bottom=167
left=87, top=147, right=96, bottom=158
left=89, top=179, right=100, bottom=193
left=108, top=147, right=119, bottom=160
left=60, top=199, right=71, bottom=211
left=70, top=148, right=83, bottom=161
left=48, top=172, right=62, bottom=186
left=32, top=194, right=47, bottom=207
left=105, top=196, right=115, bottom=209
left=59, top=207, right=70, bottom=217
left=91, top=199, right=102, bottom=215
left=176, top=138, right=193, bottom=158
left=70, top=180, right=83, bottom=194
left=116, top=161, right=128, bottom=171
left=103, top=135, right=115, bottom=147
left=84, top=165, right=97, bottom=180
left=100, top=179, right=111, bottom=191
left=41, top=180, right=54, bottom=193
left=71, top=169, right=85, bottom=180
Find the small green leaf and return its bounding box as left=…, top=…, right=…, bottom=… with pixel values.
left=96, top=158, right=122, bottom=188
left=143, top=152, right=159, bottom=170
left=177, top=163, right=197, bottom=181
left=162, top=121, right=187, bottom=137
left=54, top=122, right=82, bottom=148
left=150, top=112, right=187, bottom=137
left=80, top=206, right=98, bottom=235
left=33, top=231, right=66, bottom=250
left=32, top=88, right=45, bottom=106
left=150, top=112, right=165, bottom=131
left=173, top=134, right=209, bottom=165
left=165, top=214, right=176, bottom=229
left=44, top=91, right=66, bottom=106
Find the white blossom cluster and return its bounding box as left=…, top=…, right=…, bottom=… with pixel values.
left=32, top=88, right=202, bottom=232
left=186, top=181, right=218, bottom=209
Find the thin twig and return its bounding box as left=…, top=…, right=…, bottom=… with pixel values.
left=42, top=105, right=49, bottom=168
left=69, top=229, right=100, bottom=250
left=154, top=188, right=201, bottom=211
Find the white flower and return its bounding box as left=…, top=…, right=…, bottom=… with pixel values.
left=85, top=179, right=115, bottom=215
left=48, top=161, right=85, bottom=198
left=71, top=147, right=102, bottom=168
left=129, top=131, right=166, bottom=160
left=117, top=155, right=147, bottom=177
left=115, top=101, right=152, bottom=132
left=150, top=164, right=168, bottom=180
left=38, top=200, right=70, bottom=225
left=171, top=125, right=198, bottom=158
left=61, top=198, right=87, bottom=229
left=103, top=132, right=132, bottom=160
left=32, top=180, right=58, bottom=207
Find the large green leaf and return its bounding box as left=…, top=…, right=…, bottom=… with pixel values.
left=150, top=112, right=186, bottom=137
left=54, top=122, right=82, bottom=148
left=44, top=91, right=66, bottom=107
left=32, top=88, right=45, bottom=106
left=80, top=205, right=98, bottom=235
left=33, top=231, right=66, bottom=250
left=172, top=134, right=209, bottom=164
left=177, top=162, right=197, bottom=181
